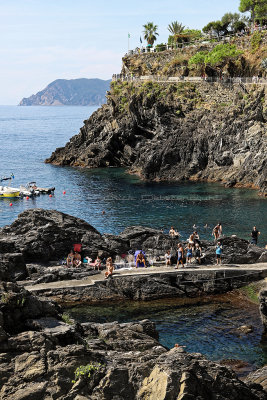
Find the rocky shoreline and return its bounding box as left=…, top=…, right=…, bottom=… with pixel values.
left=1, top=282, right=267, bottom=400
left=1, top=209, right=267, bottom=399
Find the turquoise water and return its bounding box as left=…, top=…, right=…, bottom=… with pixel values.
left=0, top=105, right=266, bottom=245
left=68, top=296, right=267, bottom=373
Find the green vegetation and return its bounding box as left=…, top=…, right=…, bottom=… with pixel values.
left=240, top=283, right=260, bottom=304
left=62, top=312, right=74, bottom=325
left=203, top=12, right=248, bottom=38
left=239, top=0, right=267, bottom=24
left=143, top=22, right=159, bottom=46
left=250, top=31, right=262, bottom=52
left=109, top=80, right=203, bottom=114
left=72, top=363, right=104, bottom=384
left=167, top=21, right=185, bottom=36
left=189, top=43, right=242, bottom=66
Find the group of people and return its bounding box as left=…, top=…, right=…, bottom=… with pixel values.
left=65, top=223, right=262, bottom=276
left=169, top=222, right=223, bottom=268
left=66, top=250, right=82, bottom=268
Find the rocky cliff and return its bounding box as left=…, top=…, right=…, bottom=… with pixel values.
left=0, top=282, right=266, bottom=399
left=46, top=80, right=267, bottom=195
left=19, top=78, right=111, bottom=106
left=45, top=34, right=267, bottom=195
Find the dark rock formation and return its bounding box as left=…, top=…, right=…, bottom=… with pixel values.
left=45, top=81, right=267, bottom=196
left=34, top=269, right=267, bottom=305
left=259, top=287, right=267, bottom=330
left=0, top=209, right=266, bottom=283
left=0, top=283, right=266, bottom=399
left=19, top=78, right=111, bottom=106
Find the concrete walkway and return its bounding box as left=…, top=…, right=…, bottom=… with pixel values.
left=24, top=262, right=267, bottom=293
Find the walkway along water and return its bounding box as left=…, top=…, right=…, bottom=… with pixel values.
left=23, top=262, right=267, bottom=306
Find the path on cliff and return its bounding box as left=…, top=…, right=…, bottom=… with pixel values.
left=24, top=262, right=267, bottom=293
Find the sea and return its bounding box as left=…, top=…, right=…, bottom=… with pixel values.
left=1, top=104, right=267, bottom=371
left=0, top=105, right=266, bottom=244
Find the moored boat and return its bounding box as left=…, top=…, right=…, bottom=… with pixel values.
left=0, top=186, right=20, bottom=198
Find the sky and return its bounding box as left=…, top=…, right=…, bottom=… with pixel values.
left=0, top=0, right=242, bottom=104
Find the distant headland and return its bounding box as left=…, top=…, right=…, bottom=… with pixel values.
left=19, top=78, right=111, bottom=106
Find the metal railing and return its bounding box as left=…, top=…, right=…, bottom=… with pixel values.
left=126, top=28, right=267, bottom=56
left=112, top=74, right=267, bottom=85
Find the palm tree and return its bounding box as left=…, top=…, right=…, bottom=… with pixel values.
left=143, top=22, right=159, bottom=46
left=167, top=21, right=185, bottom=35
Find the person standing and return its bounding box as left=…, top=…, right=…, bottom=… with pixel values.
left=185, top=244, right=193, bottom=266
left=251, top=226, right=260, bottom=245
left=215, top=242, right=223, bottom=265
left=175, top=244, right=184, bottom=269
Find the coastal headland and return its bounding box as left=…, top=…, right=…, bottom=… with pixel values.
left=46, top=33, right=267, bottom=196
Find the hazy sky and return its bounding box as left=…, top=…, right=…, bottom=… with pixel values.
left=1, top=0, right=241, bottom=104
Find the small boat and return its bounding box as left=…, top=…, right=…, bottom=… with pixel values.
left=28, top=182, right=55, bottom=194
left=19, top=185, right=34, bottom=197
left=0, top=186, right=20, bottom=198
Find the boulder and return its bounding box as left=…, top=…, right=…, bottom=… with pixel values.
left=0, top=284, right=266, bottom=400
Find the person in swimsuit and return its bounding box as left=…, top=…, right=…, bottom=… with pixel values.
left=73, top=252, right=82, bottom=268
left=105, top=257, right=114, bottom=278
left=169, top=226, right=179, bottom=238
left=212, top=224, right=220, bottom=240
left=165, top=250, right=171, bottom=266
left=136, top=252, right=146, bottom=268
left=186, top=244, right=193, bottom=265
left=66, top=250, right=74, bottom=267
left=175, top=243, right=184, bottom=269
left=215, top=242, right=223, bottom=265
left=194, top=243, right=202, bottom=264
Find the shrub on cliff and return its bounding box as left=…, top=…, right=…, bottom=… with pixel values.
left=189, top=43, right=242, bottom=67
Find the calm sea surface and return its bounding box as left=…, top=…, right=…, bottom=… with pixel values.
left=1, top=105, right=267, bottom=370
left=0, top=105, right=266, bottom=244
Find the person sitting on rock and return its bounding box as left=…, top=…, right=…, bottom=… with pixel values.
left=215, top=242, right=223, bottom=265
left=91, top=256, right=101, bottom=271
left=165, top=250, right=171, bottom=266
left=73, top=251, right=82, bottom=268
left=169, top=226, right=179, bottom=238
left=105, top=257, right=114, bottom=279
left=136, top=252, right=146, bottom=268
left=66, top=250, right=74, bottom=267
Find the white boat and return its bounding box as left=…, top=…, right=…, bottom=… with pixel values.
left=19, top=185, right=34, bottom=197
left=0, top=186, right=20, bottom=198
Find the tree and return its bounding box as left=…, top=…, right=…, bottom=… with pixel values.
left=203, top=21, right=224, bottom=38
left=221, top=12, right=248, bottom=33
left=167, top=21, right=185, bottom=35
left=239, top=0, right=267, bottom=24
left=143, top=22, right=159, bottom=46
